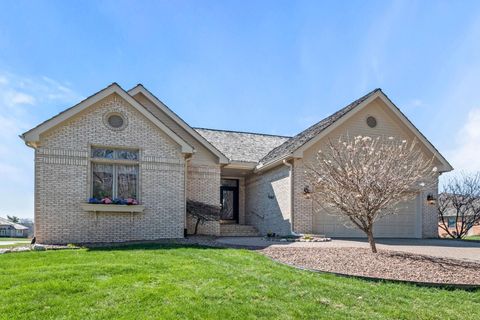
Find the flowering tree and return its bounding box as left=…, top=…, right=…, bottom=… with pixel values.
left=306, top=135, right=438, bottom=253
left=438, top=173, right=480, bottom=239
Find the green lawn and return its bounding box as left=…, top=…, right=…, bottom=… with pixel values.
left=0, top=244, right=479, bottom=320
left=465, top=236, right=480, bottom=241
left=0, top=237, right=30, bottom=241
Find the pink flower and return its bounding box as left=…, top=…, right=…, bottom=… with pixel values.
left=102, top=197, right=112, bottom=204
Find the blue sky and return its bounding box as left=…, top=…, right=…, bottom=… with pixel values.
left=1, top=0, right=480, bottom=219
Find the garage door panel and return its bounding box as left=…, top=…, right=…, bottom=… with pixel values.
left=313, top=196, right=419, bottom=238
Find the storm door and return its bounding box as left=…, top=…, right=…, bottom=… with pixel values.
left=220, top=179, right=239, bottom=222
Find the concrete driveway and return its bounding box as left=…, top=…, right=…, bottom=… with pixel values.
left=215, top=237, right=480, bottom=262
left=0, top=239, right=30, bottom=246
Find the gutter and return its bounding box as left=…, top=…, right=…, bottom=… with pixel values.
left=282, top=159, right=294, bottom=234
left=184, top=154, right=193, bottom=236
left=255, top=154, right=292, bottom=173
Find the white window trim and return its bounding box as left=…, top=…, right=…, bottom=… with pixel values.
left=90, top=147, right=140, bottom=200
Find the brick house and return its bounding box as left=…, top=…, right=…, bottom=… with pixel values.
left=21, top=84, right=452, bottom=244
left=438, top=196, right=480, bottom=237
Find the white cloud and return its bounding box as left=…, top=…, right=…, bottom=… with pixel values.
left=10, top=92, right=35, bottom=105
left=0, top=71, right=81, bottom=219
left=409, top=99, right=423, bottom=108
left=446, top=108, right=480, bottom=174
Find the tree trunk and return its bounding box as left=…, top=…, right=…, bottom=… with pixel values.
left=194, top=218, right=201, bottom=235
left=367, top=230, right=377, bottom=253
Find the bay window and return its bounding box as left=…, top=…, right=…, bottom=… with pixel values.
left=91, top=147, right=139, bottom=200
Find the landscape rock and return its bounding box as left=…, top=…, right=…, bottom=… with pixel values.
left=261, top=247, right=480, bottom=285
left=33, top=244, right=46, bottom=251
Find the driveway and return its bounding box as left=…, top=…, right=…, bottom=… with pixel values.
left=0, top=239, right=31, bottom=247
left=215, top=237, right=480, bottom=262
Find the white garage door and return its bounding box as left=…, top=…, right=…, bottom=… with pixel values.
left=313, top=195, right=421, bottom=238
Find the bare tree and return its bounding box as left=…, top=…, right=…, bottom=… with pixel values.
left=438, top=173, right=480, bottom=239
left=186, top=199, right=221, bottom=235
left=306, top=135, right=438, bottom=253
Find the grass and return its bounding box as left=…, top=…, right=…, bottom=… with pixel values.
left=439, top=235, right=480, bottom=242
left=0, top=237, right=30, bottom=241
left=464, top=236, right=480, bottom=241
left=0, top=244, right=479, bottom=320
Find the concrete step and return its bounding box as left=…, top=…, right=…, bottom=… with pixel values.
left=220, top=224, right=260, bottom=237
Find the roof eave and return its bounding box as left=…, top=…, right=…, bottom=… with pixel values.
left=224, top=161, right=257, bottom=170
left=128, top=84, right=229, bottom=164
left=266, top=90, right=453, bottom=174
left=21, top=83, right=194, bottom=154
left=255, top=154, right=293, bottom=173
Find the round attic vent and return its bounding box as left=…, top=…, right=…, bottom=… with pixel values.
left=107, top=114, right=124, bottom=129
left=366, top=116, right=377, bottom=128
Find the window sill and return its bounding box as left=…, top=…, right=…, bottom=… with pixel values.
left=81, top=203, right=145, bottom=213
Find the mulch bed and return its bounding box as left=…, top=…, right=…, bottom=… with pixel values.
left=260, top=247, right=480, bottom=285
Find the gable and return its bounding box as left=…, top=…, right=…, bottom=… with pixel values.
left=257, top=89, right=452, bottom=173
left=302, top=97, right=446, bottom=170
left=260, top=89, right=380, bottom=166
left=37, top=93, right=184, bottom=160
left=128, top=85, right=229, bottom=165
left=22, top=83, right=193, bottom=154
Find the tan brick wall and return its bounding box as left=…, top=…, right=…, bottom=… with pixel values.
left=292, top=159, right=314, bottom=234
left=132, top=92, right=223, bottom=236
left=421, top=176, right=439, bottom=238
left=185, top=165, right=221, bottom=235
left=294, top=98, right=441, bottom=238
left=186, top=217, right=220, bottom=236
left=35, top=93, right=186, bottom=244
left=238, top=177, right=246, bottom=225
left=245, top=165, right=292, bottom=235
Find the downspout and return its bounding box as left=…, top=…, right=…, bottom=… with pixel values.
left=282, top=159, right=294, bottom=234
left=184, top=154, right=193, bottom=237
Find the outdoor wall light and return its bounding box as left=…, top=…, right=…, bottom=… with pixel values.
left=303, top=186, right=312, bottom=199
left=426, top=194, right=437, bottom=205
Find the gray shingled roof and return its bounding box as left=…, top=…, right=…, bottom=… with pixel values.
left=0, top=217, right=29, bottom=230
left=195, top=128, right=290, bottom=163
left=260, top=88, right=381, bottom=164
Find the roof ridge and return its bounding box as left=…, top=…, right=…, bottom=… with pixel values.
left=194, top=127, right=291, bottom=139
left=0, top=217, right=29, bottom=229
left=259, top=88, right=382, bottom=164
left=291, top=88, right=382, bottom=139
left=128, top=85, right=230, bottom=163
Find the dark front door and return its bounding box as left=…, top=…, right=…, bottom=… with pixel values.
left=220, top=179, right=239, bottom=222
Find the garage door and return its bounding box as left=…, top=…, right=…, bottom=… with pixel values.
left=313, top=195, right=420, bottom=238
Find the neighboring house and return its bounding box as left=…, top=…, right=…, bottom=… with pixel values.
left=438, top=195, right=480, bottom=237
left=439, top=218, right=480, bottom=237
left=21, top=84, right=453, bottom=244
left=0, top=217, right=29, bottom=238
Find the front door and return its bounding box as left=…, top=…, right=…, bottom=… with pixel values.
left=220, top=179, right=239, bottom=222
